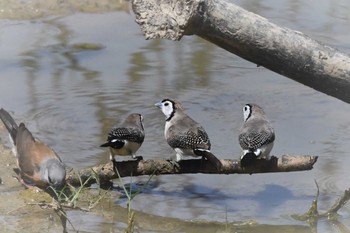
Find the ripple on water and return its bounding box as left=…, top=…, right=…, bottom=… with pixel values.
left=25, top=103, right=103, bottom=168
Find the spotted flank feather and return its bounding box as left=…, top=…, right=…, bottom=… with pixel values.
left=238, top=123, right=275, bottom=151
left=167, top=127, right=211, bottom=150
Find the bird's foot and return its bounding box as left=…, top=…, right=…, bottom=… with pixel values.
left=166, top=159, right=180, bottom=171
left=21, top=180, right=42, bottom=192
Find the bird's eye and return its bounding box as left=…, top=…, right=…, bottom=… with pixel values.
left=244, top=106, right=248, bottom=111
left=164, top=102, right=169, bottom=106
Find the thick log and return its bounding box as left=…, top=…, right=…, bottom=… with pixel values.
left=132, top=0, right=350, bottom=104
left=67, top=155, right=318, bottom=186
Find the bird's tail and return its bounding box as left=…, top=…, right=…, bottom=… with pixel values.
left=194, top=149, right=223, bottom=171
left=100, top=140, right=124, bottom=149
left=0, top=108, right=19, bottom=144
left=100, top=142, right=110, bottom=147
left=240, top=152, right=257, bottom=167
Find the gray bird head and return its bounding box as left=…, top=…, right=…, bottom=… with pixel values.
left=243, top=103, right=266, bottom=122
left=124, top=113, right=144, bottom=130
left=41, top=159, right=66, bottom=189
left=155, top=99, right=184, bottom=120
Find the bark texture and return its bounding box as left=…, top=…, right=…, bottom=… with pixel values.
left=132, top=0, right=350, bottom=103
left=67, top=155, right=318, bottom=186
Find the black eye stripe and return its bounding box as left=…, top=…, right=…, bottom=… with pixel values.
left=161, top=99, right=175, bottom=108
left=243, top=104, right=252, bottom=121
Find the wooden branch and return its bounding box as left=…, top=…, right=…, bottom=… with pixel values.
left=67, top=155, right=318, bottom=186
left=132, top=0, right=350, bottom=103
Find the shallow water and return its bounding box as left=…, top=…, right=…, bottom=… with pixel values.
left=0, top=0, right=350, bottom=232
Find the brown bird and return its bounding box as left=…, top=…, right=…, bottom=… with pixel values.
left=0, top=108, right=66, bottom=189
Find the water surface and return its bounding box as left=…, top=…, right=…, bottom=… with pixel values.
left=0, top=0, right=349, bottom=232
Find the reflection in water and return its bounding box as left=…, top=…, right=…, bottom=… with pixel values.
left=0, top=0, right=131, bottom=20
left=0, top=0, right=350, bottom=232
left=18, top=18, right=108, bottom=169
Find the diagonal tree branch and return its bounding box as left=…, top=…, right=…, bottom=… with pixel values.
left=132, top=0, right=350, bottom=103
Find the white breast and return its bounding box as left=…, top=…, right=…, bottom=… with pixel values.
left=164, top=121, right=171, bottom=138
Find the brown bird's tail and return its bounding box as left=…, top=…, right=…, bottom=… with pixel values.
left=194, top=149, right=223, bottom=171
left=0, top=108, right=19, bottom=144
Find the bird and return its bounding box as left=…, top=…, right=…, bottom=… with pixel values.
left=100, top=113, right=145, bottom=161
left=155, top=98, right=221, bottom=170
left=238, top=103, right=275, bottom=167
left=0, top=108, right=66, bottom=190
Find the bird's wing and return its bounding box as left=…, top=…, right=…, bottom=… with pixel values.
left=239, top=120, right=275, bottom=150
left=16, top=123, right=60, bottom=184
left=101, top=127, right=144, bottom=149
left=167, top=124, right=210, bottom=150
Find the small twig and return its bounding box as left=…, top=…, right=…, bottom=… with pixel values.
left=6, top=204, right=28, bottom=214
left=54, top=202, right=77, bottom=233
left=321, top=188, right=350, bottom=219
left=329, top=220, right=350, bottom=233
left=88, top=189, right=110, bottom=210
left=293, top=182, right=350, bottom=227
